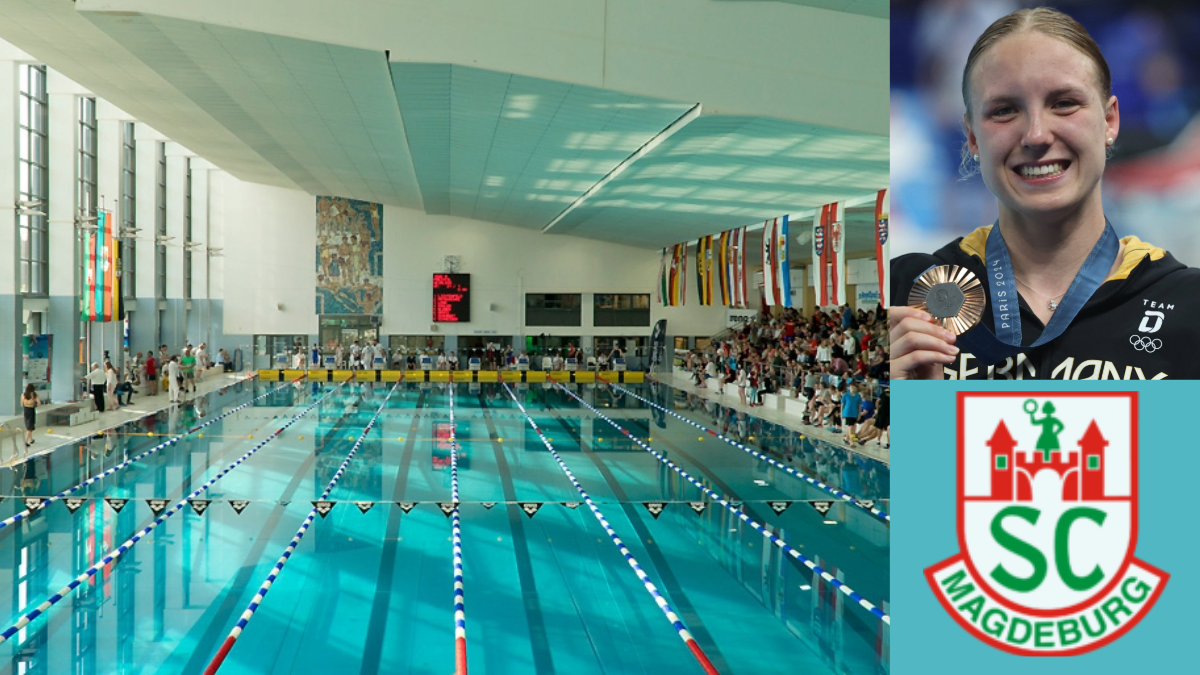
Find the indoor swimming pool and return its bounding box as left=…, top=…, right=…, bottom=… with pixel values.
left=0, top=378, right=889, bottom=674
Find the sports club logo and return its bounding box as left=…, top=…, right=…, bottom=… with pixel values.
left=813, top=224, right=825, bottom=255
left=927, top=392, right=1167, bottom=656
left=831, top=221, right=843, bottom=253
left=877, top=216, right=889, bottom=245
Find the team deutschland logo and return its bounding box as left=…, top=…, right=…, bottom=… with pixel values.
left=927, top=392, right=1168, bottom=655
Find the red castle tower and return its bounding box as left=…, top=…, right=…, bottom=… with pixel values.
left=985, top=418, right=1108, bottom=501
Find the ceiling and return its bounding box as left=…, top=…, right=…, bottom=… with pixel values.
left=714, top=0, right=888, bottom=20
left=0, top=0, right=888, bottom=251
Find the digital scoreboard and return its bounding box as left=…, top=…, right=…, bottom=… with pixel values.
left=433, top=273, right=470, bottom=322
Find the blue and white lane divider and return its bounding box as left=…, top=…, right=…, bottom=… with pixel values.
left=449, top=387, right=468, bottom=675
left=560, top=384, right=890, bottom=626
left=0, top=374, right=299, bottom=533
left=504, top=383, right=720, bottom=674
left=0, top=380, right=350, bottom=646
left=204, top=381, right=399, bottom=675
left=611, top=384, right=890, bottom=523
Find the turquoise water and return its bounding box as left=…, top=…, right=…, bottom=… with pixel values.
left=0, top=380, right=889, bottom=674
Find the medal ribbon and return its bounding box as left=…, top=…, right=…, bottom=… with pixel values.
left=957, top=219, right=1119, bottom=365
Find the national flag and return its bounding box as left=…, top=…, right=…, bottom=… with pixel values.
left=814, top=202, right=847, bottom=308
left=778, top=215, right=792, bottom=308
left=678, top=242, right=688, bottom=306
left=658, top=247, right=668, bottom=306
left=736, top=226, right=749, bottom=307
left=102, top=209, right=114, bottom=321
left=717, top=230, right=731, bottom=306
left=875, top=188, right=890, bottom=310
left=696, top=235, right=714, bottom=306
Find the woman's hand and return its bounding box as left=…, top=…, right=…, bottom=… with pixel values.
left=888, top=307, right=959, bottom=380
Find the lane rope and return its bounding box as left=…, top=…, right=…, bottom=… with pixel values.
left=0, top=374, right=299, bottom=533
left=449, top=386, right=468, bottom=675
left=0, top=379, right=350, bottom=645
left=559, top=383, right=889, bottom=625
left=203, top=381, right=399, bottom=675
left=611, top=384, right=890, bottom=523
left=504, top=383, right=720, bottom=674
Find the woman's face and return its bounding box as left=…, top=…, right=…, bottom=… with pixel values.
left=965, top=32, right=1119, bottom=220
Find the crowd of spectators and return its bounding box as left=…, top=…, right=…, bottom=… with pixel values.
left=680, top=304, right=889, bottom=448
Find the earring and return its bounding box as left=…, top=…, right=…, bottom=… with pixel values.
left=1106, top=137, right=1114, bottom=146
left=973, top=154, right=979, bottom=162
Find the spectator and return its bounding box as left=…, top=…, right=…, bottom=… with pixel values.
left=115, top=369, right=136, bottom=406
left=145, top=352, right=158, bottom=396
left=21, top=383, right=39, bottom=447
left=105, top=361, right=120, bottom=410
left=167, top=356, right=182, bottom=403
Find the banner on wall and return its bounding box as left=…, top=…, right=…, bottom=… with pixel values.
left=22, top=334, right=51, bottom=395
left=875, top=188, right=890, bottom=309
left=81, top=209, right=122, bottom=322
left=856, top=285, right=880, bottom=311
left=813, top=201, right=847, bottom=308
left=649, top=319, right=668, bottom=370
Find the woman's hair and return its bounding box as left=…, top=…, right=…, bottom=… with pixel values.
left=23, top=383, right=35, bottom=398
left=960, top=7, right=1113, bottom=177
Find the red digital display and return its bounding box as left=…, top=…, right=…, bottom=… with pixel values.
left=433, top=273, right=470, bottom=322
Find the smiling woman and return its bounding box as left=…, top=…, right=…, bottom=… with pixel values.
left=890, top=7, right=1200, bottom=381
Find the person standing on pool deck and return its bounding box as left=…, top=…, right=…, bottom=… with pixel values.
left=181, top=347, right=197, bottom=395
left=144, top=352, right=158, bottom=396
left=87, top=362, right=107, bottom=412
left=890, top=7, right=1200, bottom=380
left=166, top=356, right=182, bottom=403
left=21, top=384, right=39, bottom=447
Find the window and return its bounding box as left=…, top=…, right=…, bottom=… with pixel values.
left=183, top=158, right=192, bottom=300
left=121, top=122, right=136, bottom=298
left=525, top=293, right=582, bottom=326
left=1087, top=455, right=1100, bottom=470
left=156, top=142, right=167, bottom=299
left=594, top=293, right=650, bottom=327
left=18, top=64, right=48, bottom=295
left=995, top=455, right=1008, bottom=471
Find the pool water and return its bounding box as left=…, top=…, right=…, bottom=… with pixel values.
left=0, top=380, right=889, bottom=674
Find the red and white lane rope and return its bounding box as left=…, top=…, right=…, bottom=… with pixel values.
left=504, top=383, right=720, bottom=674
left=559, top=384, right=890, bottom=625
left=449, top=386, right=468, bottom=675
left=203, top=381, right=399, bottom=675
left=612, top=384, right=890, bottom=523
left=0, top=374, right=299, bottom=533
left=0, top=380, right=349, bottom=646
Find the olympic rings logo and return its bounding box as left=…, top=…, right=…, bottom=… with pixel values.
left=1130, top=335, right=1163, bottom=353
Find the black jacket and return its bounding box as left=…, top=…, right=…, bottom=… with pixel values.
left=891, top=226, right=1200, bottom=379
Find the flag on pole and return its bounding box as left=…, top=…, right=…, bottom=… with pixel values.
left=761, top=216, right=792, bottom=307
left=730, top=227, right=749, bottom=307
left=679, top=242, right=688, bottom=306
left=778, top=215, right=791, bottom=307
left=762, top=218, right=777, bottom=306
left=658, top=247, right=668, bottom=306
left=875, top=188, right=890, bottom=310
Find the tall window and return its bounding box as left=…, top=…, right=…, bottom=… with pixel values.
left=120, top=122, right=136, bottom=299
left=77, top=97, right=97, bottom=223
left=183, top=158, right=192, bottom=300
left=155, top=142, right=166, bottom=299
left=17, top=64, right=48, bottom=295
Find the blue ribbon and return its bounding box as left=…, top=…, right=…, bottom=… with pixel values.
left=956, top=219, right=1119, bottom=366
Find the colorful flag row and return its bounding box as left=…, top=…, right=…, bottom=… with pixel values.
left=81, top=209, right=124, bottom=322
left=8, top=496, right=876, bottom=519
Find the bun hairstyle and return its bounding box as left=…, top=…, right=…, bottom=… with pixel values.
left=959, top=7, right=1114, bottom=177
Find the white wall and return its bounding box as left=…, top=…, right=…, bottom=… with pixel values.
left=218, top=173, right=730, bottom=338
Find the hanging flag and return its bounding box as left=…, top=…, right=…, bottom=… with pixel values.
left=105, top=497, right=128, bottom=513
left=696, top=236, right=714, bottom=306
left=313, top=501, right=335, bottom=518
left=875, top=188, right=890, bottom=310
left=519, top=502, right=542, bottom=519
left=717, top=231, right=731, bottom=306
left=680, top=242, right=688, bottom=306
left=667, top=245, right=680, bottom=307
left=642, top=502, right=667, bottom=519
left=810, top=500, right=834, bottom=516
left=230, top=500, right=250, bottom=515
left=736, top=226, right=749, bottom=307
left=689, top=501, right=708, bottom=515
left=657, top=248, right=669, bottom=306
left=102, top=210, right=114, bottom=321
left=147, top=499, right=170, bottom=516
left=778, top=215, right=791, bottom=308
left=189, top=499, right=211, bottom=516
left=438, top=502, right=454, bottom=517
left=814, top=202, right=847, bottom=308
left=397, top=502, right=417, bottom=513
left=769, top=501, right=792, bottom=515
left=762, top=218, right=777, bottom=306
left=64, top=498, right=86, bottom=514
left=355, top=501, right=375, bottom=514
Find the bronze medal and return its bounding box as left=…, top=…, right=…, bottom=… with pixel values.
left=908, top=265, right=985, bottom=335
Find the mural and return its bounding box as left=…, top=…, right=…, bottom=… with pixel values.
left=316, top=196, right=383, bottom=314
